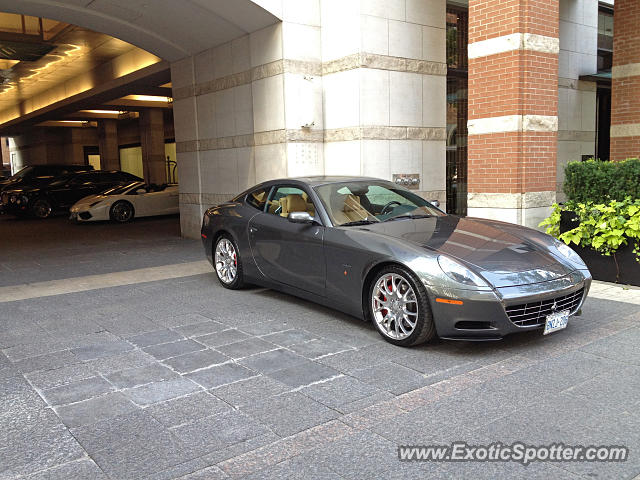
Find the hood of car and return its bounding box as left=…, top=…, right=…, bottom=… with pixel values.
left=73, top=194, right=107, bottom=207
left=357, top=215, right=572, bottom=286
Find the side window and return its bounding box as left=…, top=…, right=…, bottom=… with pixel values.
left=34, top=167, right=59, bottom=179
left=267, top=186, right=315, bottom=218
left=246, top=187, right=269, bottom=211
left=97, top=173, right=119, bottom=183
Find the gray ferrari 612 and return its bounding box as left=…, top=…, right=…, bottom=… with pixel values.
left=201, top=177, right=591, bottom=346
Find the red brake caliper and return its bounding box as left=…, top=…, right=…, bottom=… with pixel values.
left=380, top=277, right=392, bottom=317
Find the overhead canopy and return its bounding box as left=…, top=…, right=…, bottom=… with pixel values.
left=0, top=0, right=280, bottom=61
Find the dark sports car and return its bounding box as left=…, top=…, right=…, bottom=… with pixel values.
left=0, top=164, right=93, bottom=193
left=201, top=177, right=591, bottom=346
left=1, top=170, right=142, bottom=218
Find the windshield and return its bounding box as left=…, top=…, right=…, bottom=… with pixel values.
left=101, top=182, right=141, bottom=195
left=314, top=181, right=445, bottom=226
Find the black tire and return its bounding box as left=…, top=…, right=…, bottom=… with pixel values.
left=214, top=234, right=245, bottom=289
left=367, top=265, right=436, bottom=347
left=30, top=198, right=52, bottom=219
left=110, top=201, right=134, bottom=223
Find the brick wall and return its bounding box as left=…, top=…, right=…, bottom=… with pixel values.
left=467, top=0, right=559, bottom=195
left=468, top=132, right=556, bottom=193
left=610, top=0, right=640, bottom=161
left=468, top=51, right=558, bottom=119
left=468, top=0, right=558, bottom=41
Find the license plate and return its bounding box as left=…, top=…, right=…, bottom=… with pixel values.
left=543, top=309, right=570, bottom=335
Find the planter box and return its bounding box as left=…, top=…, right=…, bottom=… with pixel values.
left=573, top=243, right=640, bottom=286
left=559, top=210, right=580, bottom=234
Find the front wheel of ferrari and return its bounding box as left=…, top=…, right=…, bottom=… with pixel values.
left=214, top=235, right=245, bottom=289
left=368, top=266, right=435, bottom=347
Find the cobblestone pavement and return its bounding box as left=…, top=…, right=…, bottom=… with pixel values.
left=1, top=216, right=639, bottom=479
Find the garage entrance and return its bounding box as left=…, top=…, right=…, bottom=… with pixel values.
left=0, top=1, right=279, bottom=236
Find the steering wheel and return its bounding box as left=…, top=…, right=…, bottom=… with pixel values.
left=381, top=200, right=402, bottom=215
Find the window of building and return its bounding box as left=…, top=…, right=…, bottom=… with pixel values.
left=598, top=7, right=613, bottom=72
left=446, top=4, right=468, bottom=216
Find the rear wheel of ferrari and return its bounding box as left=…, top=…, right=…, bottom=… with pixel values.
left=368, top=266, right=435, bottom=347
left=214, top=235, right=244, bottom=289
left=110, top=201, right=134, bottom=223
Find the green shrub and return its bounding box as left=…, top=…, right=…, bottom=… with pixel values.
left=539, top=198, right=640, bottom=260
left=563, top=158, right=640, bottom=203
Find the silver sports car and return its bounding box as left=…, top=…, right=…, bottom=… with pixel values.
left=201, top=177, right=591, bottom=347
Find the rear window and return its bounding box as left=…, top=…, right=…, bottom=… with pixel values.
left=246, top=187, right=269, bottom=211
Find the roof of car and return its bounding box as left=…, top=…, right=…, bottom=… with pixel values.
left=276, top=176, right=384, bottom=187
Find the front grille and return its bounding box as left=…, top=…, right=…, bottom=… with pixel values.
left=505, top=288, right=585, bottom=327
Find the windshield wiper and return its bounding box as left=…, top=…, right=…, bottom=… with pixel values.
left=383, top=214, right=434, bottom=222
left=340, top=219, right=380, bottom=226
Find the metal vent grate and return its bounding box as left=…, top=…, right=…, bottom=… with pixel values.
left=505, top=288, right=585, bottom=327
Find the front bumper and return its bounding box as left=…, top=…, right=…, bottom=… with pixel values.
left=428, top=269, right=591, bottom=340
left=69, top=211, right=94, bottom=222
left=0, top=201, right=29, bottom=215
left=69, top=203, right=110, bottom=222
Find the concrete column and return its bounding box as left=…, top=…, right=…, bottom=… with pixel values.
left=171, top=6, right=325, bottom=238
left=97, top=119, right=119, bottom=171
left=321, top=0, right=447, bottom=207
left=1, top=136, right=9, bottom=169
left=610, top=0, right=640, bottom=161
left=466, top=0, right=560, bottom=228
left=139, top=108, right=166, bottom=184
left=170, top=0, right=447, bottom=238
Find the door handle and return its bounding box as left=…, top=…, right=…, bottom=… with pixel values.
left=249, top=226, right=258, bottom=233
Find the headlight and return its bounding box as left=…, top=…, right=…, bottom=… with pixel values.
left=437, top=255, right=488, bottom=287
left=554, top=240, right=586, bottom=268
left=89, top=200, right=102, bottom=207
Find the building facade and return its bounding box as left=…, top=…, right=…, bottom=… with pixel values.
left=171, top=0, right=625, bottom=238
left=0, top=0, right=634, bottom=239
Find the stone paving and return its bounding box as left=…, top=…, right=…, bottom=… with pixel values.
left=0, top=216, right=639, bottom=479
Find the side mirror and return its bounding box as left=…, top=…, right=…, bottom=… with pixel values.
left=287, top=211, right=314, bottom=224
left=136, top=188, right=147, bottom=194
left=429, top=199, right=440, bottom=208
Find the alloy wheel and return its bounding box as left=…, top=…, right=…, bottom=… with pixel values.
left=215, top=238, right=237, bottom=284
left=371, top=272, right=419, bottom=340
left=111, top=202, right=133, bottom=222
left=32, top=199, right=51, bottom=218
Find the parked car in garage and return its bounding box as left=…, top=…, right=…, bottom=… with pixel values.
left=0, top=170, right=142, bottom=218
left=0, top=164, right=93, bottom=193
left=201, top=176, right=591, bottom=347
left=69, top=181, right=179, bottom=223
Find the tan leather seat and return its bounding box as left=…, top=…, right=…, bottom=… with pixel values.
left=280, top=194, right=309, bottom=217
left=327, top=194, right=372, bottom=225
left=267, top=199, right=280, bottom=214
left=301, top=192, right=315, bottom=216
left=343, top=194, right=370, bottom=221
left=250, top=191, right=266, bottom=204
